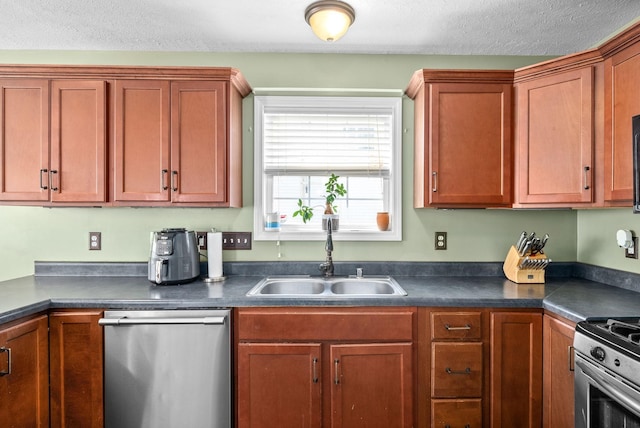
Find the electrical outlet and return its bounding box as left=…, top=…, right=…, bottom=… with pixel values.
left=222, top=232, right=252, bottom=250
left=626, top=237, right=639, bottom=259
left=196, top=232, right=208, bottom=250
left=89, top=232, right=101, bottom=250
left=435, top=231, right=447, bottom=250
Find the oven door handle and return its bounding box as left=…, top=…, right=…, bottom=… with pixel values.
left=576, top=358, right=640, bottom=417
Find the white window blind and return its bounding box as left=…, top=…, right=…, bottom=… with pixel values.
left=263, top=110, right=393, bottom=176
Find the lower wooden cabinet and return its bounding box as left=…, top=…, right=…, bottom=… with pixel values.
left=237, top=343, right=322, bottom=428
left=0, top=314, right=49, bottom=427
left=490, top=311, right=543, bottom=428
left=236, top=307, right=415, bottom=428
left=543, top=313, right=575, bottom=428
left=49, top=310, right=104, bottom=428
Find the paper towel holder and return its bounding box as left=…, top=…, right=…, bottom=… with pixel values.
left=204, top=230, right=226, bottom=282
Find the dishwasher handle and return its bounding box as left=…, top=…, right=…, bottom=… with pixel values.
left=98, top=316, right=226, bottom=326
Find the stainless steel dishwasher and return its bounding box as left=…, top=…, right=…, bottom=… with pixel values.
left=98, top=309, right=231, bottom=428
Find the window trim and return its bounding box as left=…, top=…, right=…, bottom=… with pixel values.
left=253, top=95, right=402, bottom=241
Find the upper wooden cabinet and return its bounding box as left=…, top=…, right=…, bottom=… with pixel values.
left=603, top=41, right=640, bottom=203
left=514, top=66, right=595, bottom=206
left=0, top=65, right=251, bottom=207
left=406, top=70, right=514, bottom=208
left=0, top=79, right=107, bottom=204
left=113, top=78, right=244, bottom=206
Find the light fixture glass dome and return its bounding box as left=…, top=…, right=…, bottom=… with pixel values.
left=305, top=1, right=355, bottom=42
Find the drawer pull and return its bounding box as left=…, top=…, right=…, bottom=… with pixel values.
left=568, top=345, right=575, bottom=372
left=0, top=347, right=11, bottom=376
left=161, top=169, right=169, bottom=191
left=444, top=323, right=471, bottom=331
left=39, top=168, right=49, bottom=190
left=446, top=367, right=471, bottom=375
left=312, top=358, right=319, bottom=383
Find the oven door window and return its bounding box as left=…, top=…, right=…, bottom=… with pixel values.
left=590, top=385, right=640, bottom=428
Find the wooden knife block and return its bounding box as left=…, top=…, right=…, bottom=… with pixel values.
left=503, top=245, right=547, bottom=284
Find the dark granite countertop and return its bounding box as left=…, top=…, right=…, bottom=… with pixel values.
left=0, top=261, right=639, bottom=325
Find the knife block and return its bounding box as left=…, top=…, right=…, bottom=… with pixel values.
left=503, top=245, right=547, bottom=284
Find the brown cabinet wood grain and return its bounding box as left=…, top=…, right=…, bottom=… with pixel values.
left=0, top=79, right=50, bottom=202
left=543, top=314, right=575, bottom=428
left=0, top=314, right=49, bottom=428
left=418, top=309, right=487, bottom=428
left=515, top=67, right=594, bottom=205
left=431, top=399, right=482, bottom=428
left=113, top=80, right=171, bottom=202
left=490, top=311, right=543, bottom=428
left=50, top=80, right=107, bottom=203
left=604, top=42, right=640, bottom=203
left=49, top=310, right=104, bottom=428
left=236, top=307, right=415, bottom=428
left=237, top=342, right=322, bottom=428
left=0, top=79, right=107, bottom=204
left=406, top=70, right=514, bottom=208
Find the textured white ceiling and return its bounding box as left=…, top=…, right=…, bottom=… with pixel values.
left=0, top=0, right=639, bottom=55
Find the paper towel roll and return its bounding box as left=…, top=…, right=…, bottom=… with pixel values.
left=207, top=232, right=223, bottom=279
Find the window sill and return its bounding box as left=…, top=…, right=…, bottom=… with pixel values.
left=254, top=227, right=402, bottom=242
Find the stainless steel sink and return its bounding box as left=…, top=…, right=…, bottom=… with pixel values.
left=246, top=276, right=407, bottom=297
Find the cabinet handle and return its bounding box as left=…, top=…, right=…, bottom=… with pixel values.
left=583, top=166, right=590, bottom=190
left=39, top=169, right=49, bottom=190
left=312, top=358, right=319, bottom=383
left=161, top=169, right=169, bottom=191
left=568, top=345, right=575, bottom=372
left=0, top=347, right=11, bottom=376
left=432, top=171, right=437, bottom=192
left=446, top=367, right=471, bottom=375
left=171, top=170, right=178, bottom=192
left=50, top=170, right=58, bottom=191
left=445, top=323, right=471, bottom=331
left=334, top=359, right=340, bottom=385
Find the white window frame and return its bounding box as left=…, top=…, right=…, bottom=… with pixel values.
left=254, top=95, right=402, bottom=241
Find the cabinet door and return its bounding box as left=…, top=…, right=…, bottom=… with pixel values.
left=0, top=315, right=49, bottom=428
left=170, top=81, right=228, bottom=204
left=0, top=80, right=50, bottom=201
left=490, top=311, right=542, bottom=428
left=51, top=80, right=107, bottom=202
left=427, top=83, right=512, bottom=206
left=543, top=315, right=575, bottom=428
left=237, top=343, right=322, bottom=428
left=49, top=310, right=104, bottom=428
left=113, top=80, right=170, bottom=202
left=604, top=43, right=640, bottom=203
left=330, top=343, right=413, bottom=428
left=516, top=68, right=594, bottom=204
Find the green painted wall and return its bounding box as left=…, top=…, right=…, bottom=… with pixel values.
left=577, top=209, right=640, bottom=272
left=0, top=50, right=585, bottom=281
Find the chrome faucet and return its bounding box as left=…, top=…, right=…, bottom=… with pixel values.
left=319, top=218, right=334, bottom=277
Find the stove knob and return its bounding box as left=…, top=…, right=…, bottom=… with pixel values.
left=590, top=346, right=606, bottom=362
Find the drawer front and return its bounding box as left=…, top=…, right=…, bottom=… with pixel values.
left=237, top=307, right=415, bottom=341
left=432, top=399, right=482, bottom=428
left=431, top=312, right=482, bottom=340
left=432, top=342, right=483, bottom=397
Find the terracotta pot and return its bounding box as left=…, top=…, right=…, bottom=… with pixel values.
left=376, top=212, right=390, bottom=231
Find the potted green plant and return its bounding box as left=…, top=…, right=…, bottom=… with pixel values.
left=293, top=173, right=347, bottom=230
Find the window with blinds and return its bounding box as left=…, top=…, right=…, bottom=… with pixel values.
left=254, top=95, right=402, bottom=241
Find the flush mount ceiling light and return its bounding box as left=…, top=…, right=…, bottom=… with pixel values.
left=305, top=0, right=356, bottom=42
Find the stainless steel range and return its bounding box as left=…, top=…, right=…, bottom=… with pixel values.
left=574, top=318, right=640, bottom=428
